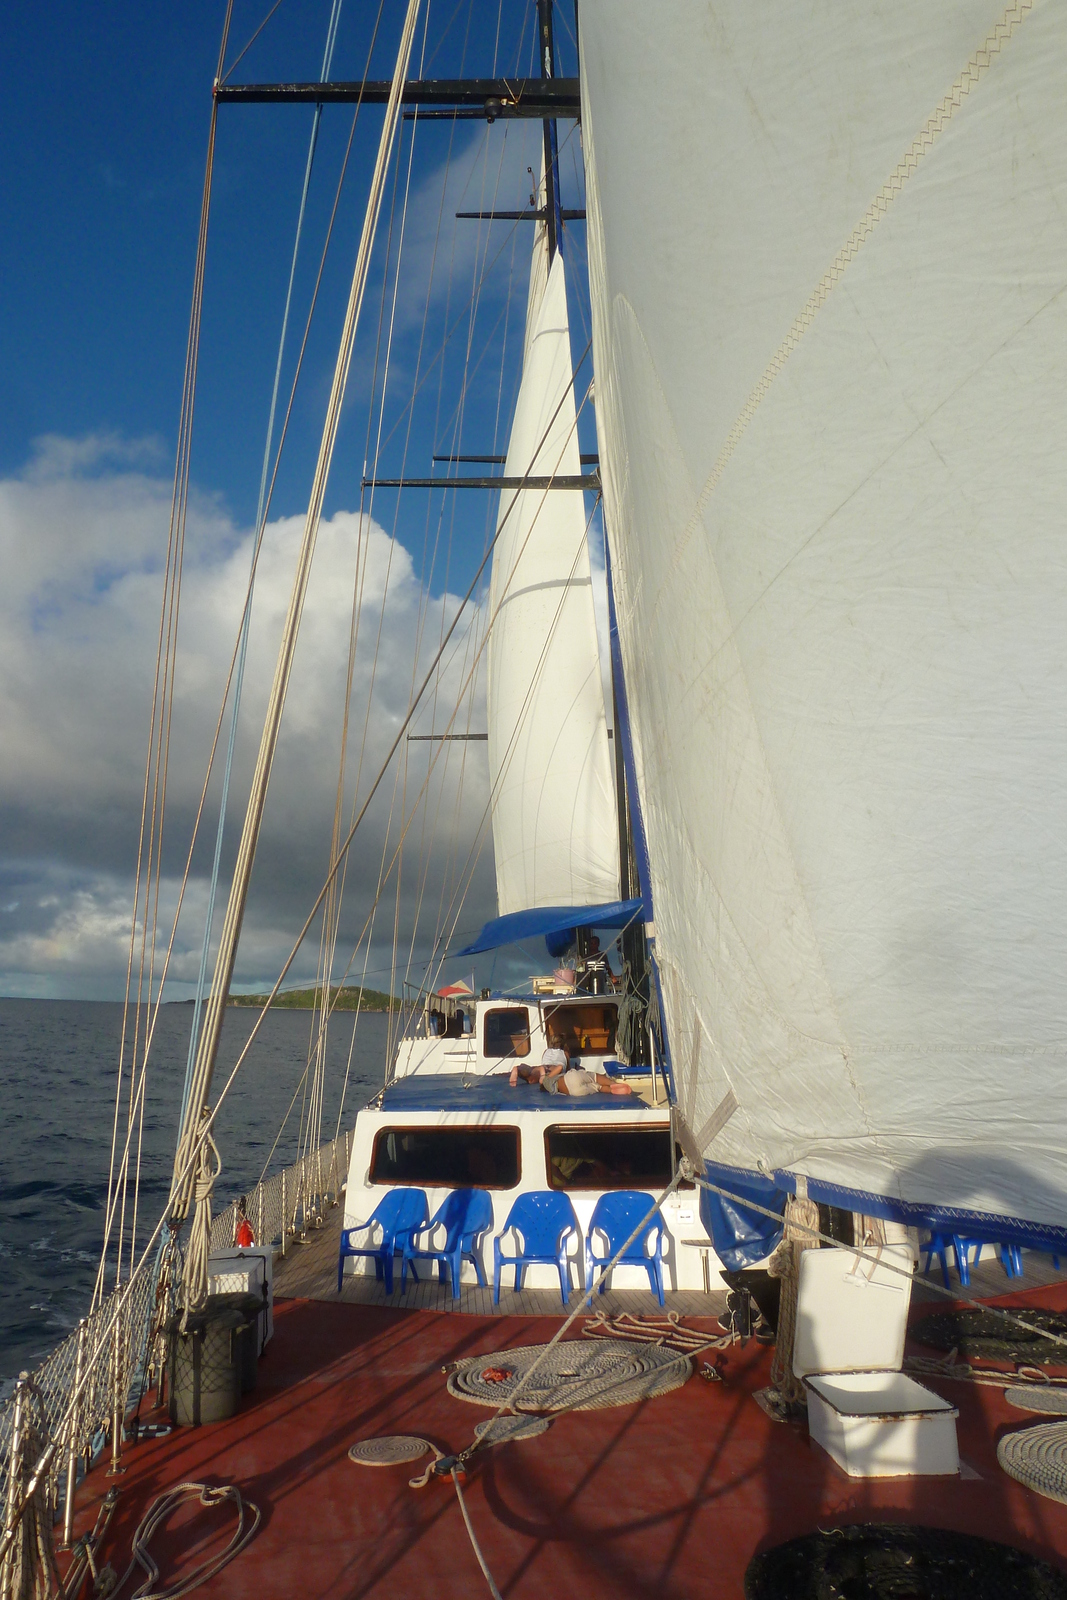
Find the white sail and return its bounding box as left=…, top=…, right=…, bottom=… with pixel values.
left=486, top=225, right=618, bottom=917
left=580, top=2, right=1067, bottom=1224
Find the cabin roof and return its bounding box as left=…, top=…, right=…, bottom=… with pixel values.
left=377, top=1072, right=649, bottom=1114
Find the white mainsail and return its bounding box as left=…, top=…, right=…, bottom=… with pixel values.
left=580, top=2, right=1067, bottom=1225
left=485, top=209, right=618, bottom=917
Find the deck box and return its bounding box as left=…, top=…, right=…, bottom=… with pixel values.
left=793, top=1242, right=958, bottom=1477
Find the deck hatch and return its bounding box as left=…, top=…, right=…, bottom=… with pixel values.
left=370, top=1124, right=520, bottom=1189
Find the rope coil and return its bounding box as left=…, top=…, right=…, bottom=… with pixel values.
left=101, top=1482, right=261, bottom=1600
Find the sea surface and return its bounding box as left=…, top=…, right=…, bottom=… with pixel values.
left=0, top=998, right=390, bottom=1392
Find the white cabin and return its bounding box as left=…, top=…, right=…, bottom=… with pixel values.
left=393, top=991, right=638, bottom=1082
left=341, top=1071, right=724, bottom=1295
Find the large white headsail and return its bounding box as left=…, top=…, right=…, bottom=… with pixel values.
left=580, top=2, right=1067, bottom=1225
left=486, top=205, right=618, bottom=916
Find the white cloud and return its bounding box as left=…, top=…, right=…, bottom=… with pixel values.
left=0, top=439, right=496, bottom=999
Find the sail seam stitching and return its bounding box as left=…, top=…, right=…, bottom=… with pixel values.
left=670, top=0, right=1034, bottom=582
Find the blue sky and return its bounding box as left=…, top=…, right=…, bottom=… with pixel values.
left=2, top=1, right=591, bottom=528
left=0, top=1, right=600, bottom=1000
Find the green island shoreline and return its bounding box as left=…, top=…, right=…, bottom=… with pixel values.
left=224, top=984, right=401, bottom=1012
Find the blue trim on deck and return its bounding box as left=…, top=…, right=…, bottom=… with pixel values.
left=378, top=1073, right=655, bottom=1114
left=700, top=1156, right=1067, bottom=1258
left=769, top=1166, right=1067, bottom=1254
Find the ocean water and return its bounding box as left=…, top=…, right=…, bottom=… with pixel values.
left=0, top=998, right=390, bottom=1390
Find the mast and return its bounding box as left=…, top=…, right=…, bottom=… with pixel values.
left=536, top=0, right=564, bottom=262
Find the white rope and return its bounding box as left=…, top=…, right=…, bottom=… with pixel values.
left=450, top=1469, right=503, bottom=1600
left=180, top=0, right=347, bottom=1138
left=172, top=0, right=424, bottom=1240
left=458, top=1169, right=687, bottom=1457
left=106, top=1482, right=261, bottom=1600
left=180, top=1116, right=220, bottom=1330
left=96, top=0, right=235, bottom=1307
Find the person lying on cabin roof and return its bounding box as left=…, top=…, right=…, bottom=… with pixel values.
left=510, top=1026, right=569, bottom=1088
left=541, top=1061, right=632, bottom=1098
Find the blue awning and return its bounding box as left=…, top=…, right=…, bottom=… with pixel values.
left=454, top=897, right=646, bottom=957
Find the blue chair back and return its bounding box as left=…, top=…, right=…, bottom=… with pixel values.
left=429, top=1187, right=493, bottom=1249
left=588, top=1190, right=663, bottom=1261
left=368, top=1187, right=429, bottom=1242
left=501, top=1191, right=578, bottom=1254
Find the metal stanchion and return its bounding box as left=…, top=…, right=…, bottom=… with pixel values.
left=107, top=1304, right=125, bottom=1477
left=60, top=1322, right=88, bottom=1549
left=1, top=1374, right=28, bottom=1599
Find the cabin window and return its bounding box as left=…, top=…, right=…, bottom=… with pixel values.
left=483, top=1007, right=531, bottom=1058
left=543, top=1003, right=617, bottom=1058
left=544, top=1124, right=691, bottom=1191
left=370, top=1125, right=520, bottom=1189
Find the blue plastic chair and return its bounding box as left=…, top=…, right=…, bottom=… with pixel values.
left=922, top=1233, right=971, bottom=1289
left=401, top=1188, right=493, bottom=1299
left=493, top=1191, right=581, bottom=1307
left=924, top=1233, right=1028, bottom=1288
left=585, top=1190, right=668, bottom=1307
left=337, top=1188, right=429, bottom=1294
left=601, top=1059, right=651, bottom=1078
left=958, top=1238, right=1025, bottom=1280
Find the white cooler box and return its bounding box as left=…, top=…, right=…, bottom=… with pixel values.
left=793, top=1241, right=958, bottom=1478
left=208, top=1247, right=274, bottom=1353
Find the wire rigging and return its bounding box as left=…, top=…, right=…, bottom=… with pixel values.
left=181, top=0, right=348, bottom=1138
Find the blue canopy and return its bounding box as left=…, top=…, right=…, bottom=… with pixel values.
left=454, top=897, right=646, bottom=958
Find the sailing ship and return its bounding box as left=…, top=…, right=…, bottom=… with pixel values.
left=5, top=2, right=1067, bottom=1596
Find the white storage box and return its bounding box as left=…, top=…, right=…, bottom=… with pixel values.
left=208, top=1247, right=273, bottom=1352
left=794, top=1243, right=958, bottom=1478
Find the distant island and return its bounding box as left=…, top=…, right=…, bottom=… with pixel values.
left=228, top=984, right=401, bottom=1012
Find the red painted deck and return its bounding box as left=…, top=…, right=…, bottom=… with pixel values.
left=62, top=1284, right=1067, bottom=1599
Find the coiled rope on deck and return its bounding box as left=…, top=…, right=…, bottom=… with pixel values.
left=104, top=1482, right=261, bottom=1600
left=180, top=1115, right=220, bottom=1330
left=998, top=1424, right=1067, bottom=1507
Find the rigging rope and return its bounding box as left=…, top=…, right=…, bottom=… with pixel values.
left=172, top=0, right=424, bottom=1245
left=180, top=1113, right=221, bottom=1329
left=104, top=1482, right=261, bottom=1600
left=180, top=0, right=347, bottom=1136
left=96, top=0, right=235, bottom=1309
left=450, top=1469, right=503, bottom=1600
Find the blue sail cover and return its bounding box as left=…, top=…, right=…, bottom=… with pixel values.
left=454, top=897, right=646, bottom=957
left=699, top=1162, right=786, bottom=1272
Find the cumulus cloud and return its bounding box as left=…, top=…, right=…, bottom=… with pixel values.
left=0, top=438, right=497, bottom=999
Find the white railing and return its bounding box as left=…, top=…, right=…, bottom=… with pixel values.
left=0, top=1128, right=352, bottom=1593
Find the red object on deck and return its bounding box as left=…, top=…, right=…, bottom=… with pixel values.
left=61, top=1286, right=1067, bottom=1599
left=235, top=1219, right=255, bottom=1248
